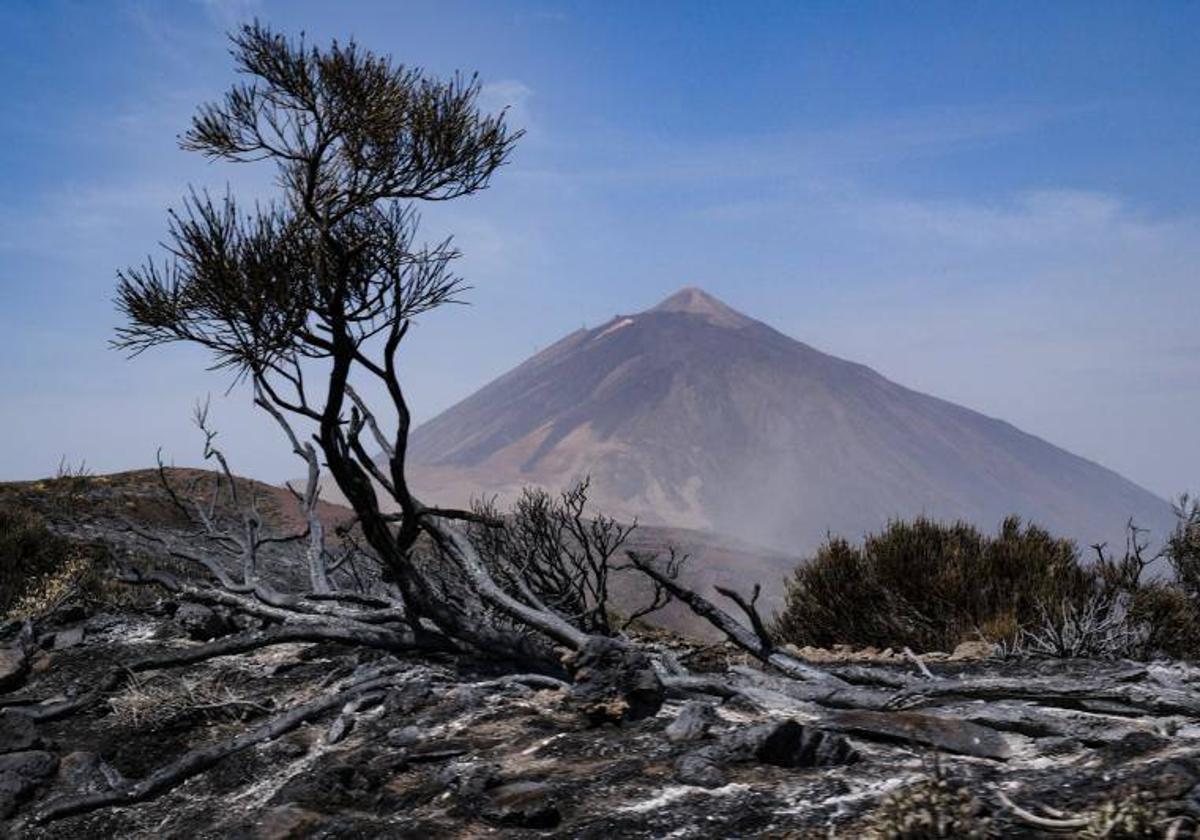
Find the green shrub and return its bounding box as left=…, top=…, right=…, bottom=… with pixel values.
left=773, top=516, right=1093, bottom=652
left=1128, top=583, right=1200, bottom=659
left=0, top=503, right=73, bottom=617
left=0, top=502, right=134, bottom=621
left=1166, top=494, right=1200, bottom=600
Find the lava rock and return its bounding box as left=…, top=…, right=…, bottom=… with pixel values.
left=435, top=760, right=500, bottom=799
left=675, top=746, right=727, bottom=788
left=0, top=750, right=59, bottom=779
left=482, top=780, right=561, bottom=829
left=1039, top=736, right=1084, bottom=756
left=440, top=684, right=487, bottom=715
left=566, top=636, right=664, bottom=724
left=174, top=602, right=236, bottom=641
left=386, top=725, right=423, bottom=748
left=1104, top=730, right=1170, bottom=761
left=0, top=750, right=58, bottom=819
left=384, top=678, right=435, bottom=716
left=722, top=719, right=859, bottom=768
left=665, top=701, right=719, bottom=743
left=230, top=612, right=267, bottom=633
left=269, top=760, right=382, bottom=811
left=50, top=626, right=85, bottom=650
left=0, top=646, right=28, bottom=692
left=256, top=804, right=328, bottom=840
left=949, top=640, right=994, bottom=660
left=0, top=711, right=37, bottom=754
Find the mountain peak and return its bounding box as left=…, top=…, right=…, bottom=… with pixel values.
left=648, top=286, right=753, bottom=328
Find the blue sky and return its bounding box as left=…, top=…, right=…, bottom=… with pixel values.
left=1, top=0, right=1197, bottom=499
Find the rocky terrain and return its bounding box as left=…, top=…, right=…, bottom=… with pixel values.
left=3, top=603, right=1200, bottom=838
left=1, top=473, right=1199, bottom=838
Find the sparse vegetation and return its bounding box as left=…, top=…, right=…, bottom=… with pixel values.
left=0, top=504, right=74, bottom=618
left=1079, top=791, right=1168, bottom=839
left=864, top=764, right=996, bottom=839
left=1167, top=494, right=1200, bottom=599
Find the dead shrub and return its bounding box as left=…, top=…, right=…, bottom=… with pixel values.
left=997, top=591, right=1149, bottom=660
left=108, top=671, right=270, bottom=730
left=468, top=479, right=684, bottom=636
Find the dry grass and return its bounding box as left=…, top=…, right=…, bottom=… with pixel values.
left=108, top=670, right=272, bottom=730
left=0, top=502, right=75, bottom=617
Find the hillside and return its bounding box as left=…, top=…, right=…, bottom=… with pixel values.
left=404, top=287, right=1175, bottom=560
left=3, top=473, right=1200, bottom=837
left=0, top=470, right=778, bottom=641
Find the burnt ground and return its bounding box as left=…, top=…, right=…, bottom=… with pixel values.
left=2, top=602, right=1199, bottom=839
left=1, top=473, right=1199, bottom=837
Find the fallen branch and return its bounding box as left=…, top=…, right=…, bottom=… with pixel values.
left=624, top=551, right=841, bottom=685
left=902, top=647, right=934, bottom=680
left=713, top=583, right=772, bottom=655
left=887, top=673, right=1200, bottom=717
left=33, top=669, right=407, bottom=823
left=18, top=623, right=442, bottom=723
left=994, top=789, right=1090, bottom=830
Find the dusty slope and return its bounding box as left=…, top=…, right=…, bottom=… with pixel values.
left=404, top=287, right=1174, bottom=560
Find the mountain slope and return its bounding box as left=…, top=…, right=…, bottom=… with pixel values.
left=405, top=287, right=1174, bottom=556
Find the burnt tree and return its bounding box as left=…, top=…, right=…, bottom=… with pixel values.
left=23, top=22, right=1190, bottom=831
left=112, top=23, right=604, bottom=663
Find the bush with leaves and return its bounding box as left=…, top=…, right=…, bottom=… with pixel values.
left=775, top=508, right=1200, bottom=659
left=773, top=516, right=1093, bottom=652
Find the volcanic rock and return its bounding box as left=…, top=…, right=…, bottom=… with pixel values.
left=665, top=701, right=719, bottom=742
left=566, top=636, right=664, bottom=724
left=0, top=711, right=37, bottom=754
left=0, top=646, right=27, bottom=693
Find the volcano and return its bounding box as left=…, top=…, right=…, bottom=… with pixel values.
left=404, top=287, right=1173, bottom=556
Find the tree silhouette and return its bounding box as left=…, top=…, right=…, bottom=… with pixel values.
left=113, top=23, right=613, bottom=660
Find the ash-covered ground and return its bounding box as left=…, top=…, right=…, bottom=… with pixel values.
left=3, top=602, right=1200, bottom=838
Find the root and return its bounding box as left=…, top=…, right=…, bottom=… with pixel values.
left=994, top=790, right=1091, bottom=830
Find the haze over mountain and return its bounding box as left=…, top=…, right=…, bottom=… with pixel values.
left=405, top=287, right=1174, bottom=556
